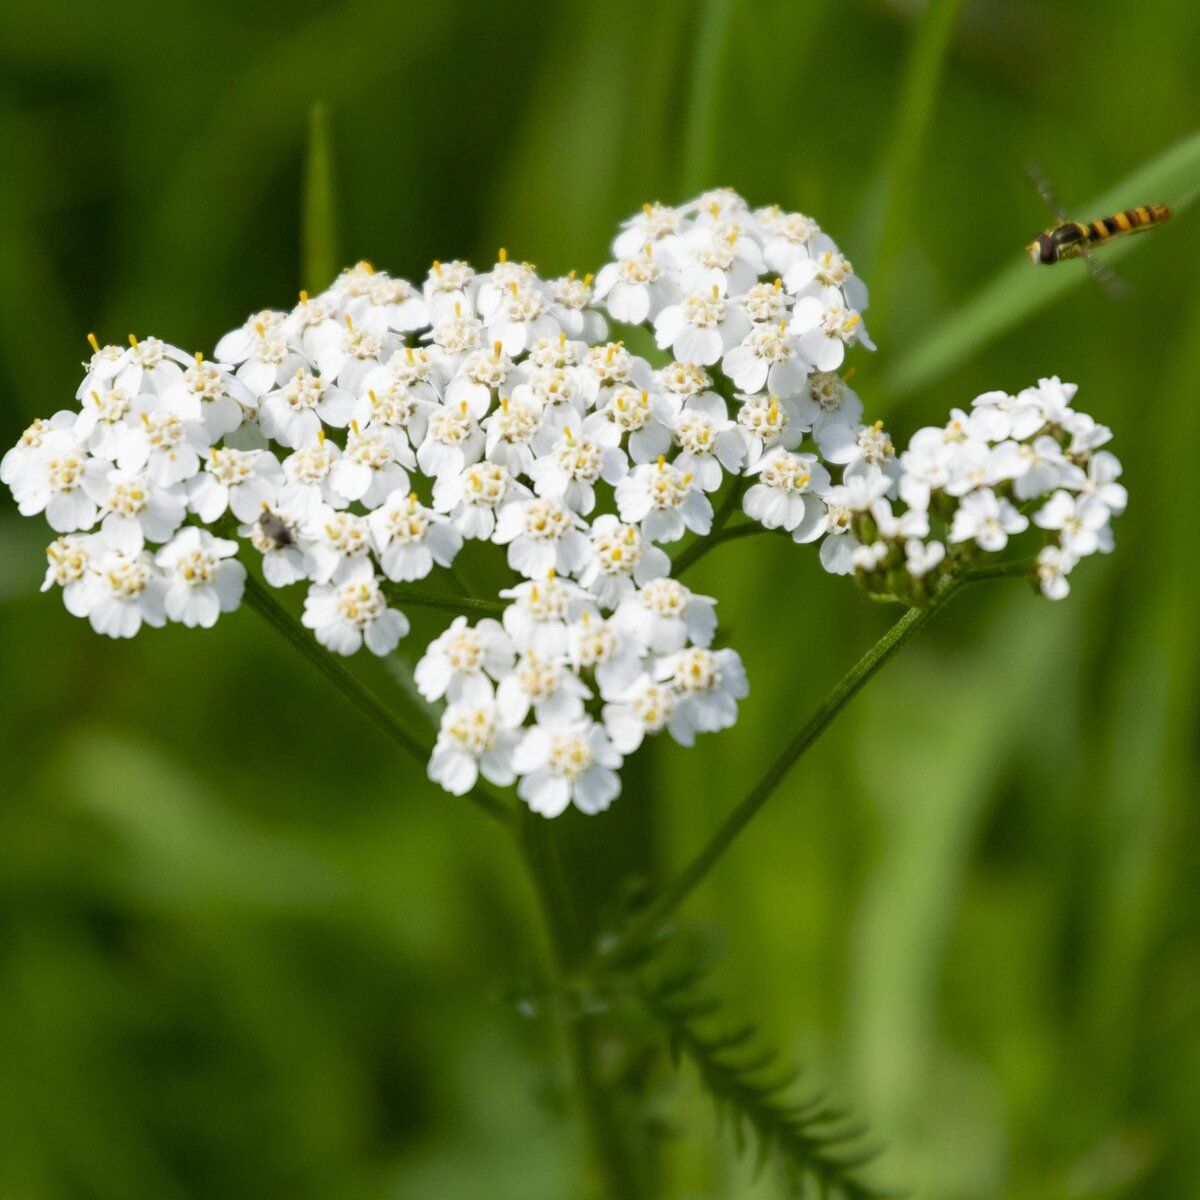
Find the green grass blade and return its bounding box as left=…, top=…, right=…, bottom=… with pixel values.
left=301, top=101, right=340, bottom=294
left=680, top=0, right=736, bottom=196
left=866, top=0, right=965, bottom=337
left=883, top=127, right=1200, bottom=401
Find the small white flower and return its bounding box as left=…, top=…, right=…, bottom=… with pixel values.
left=86, top=542, right=168, bottom=639
left=159, top=354, right=250, bottom=441
left=279, top=432, right=345, bottom=515
left=792, top=371, right=863, bottom=438
left=214, top=310, right=292, bottom=395
left=41, top=534, right=101, bottom=617
left=301, top=558, right=408, bottom=656
left=1036, top=544, right=1076, bottom=600
left=784, top=248, right=868, bottom=312
left=818, top=419, right=899, bottom=484
left=368, top=490, right=462, bottom=582
left=415, top=616, right=516, bottom=704
left=615, top=458, right=713, bottom=544
left=1077, top=450, right=1127, bottom=519
left=612, top=201, right=685, bottom=259
left=722, top=321, right=807, bottom=397
left=482, top=395, right=545, bottom=476
left=493, top=496, right=592, bottom=579
left=594, top=246, right=681, bottom=324
left=91, top=467, right=187, bottom=553
left=412, top=400, right=485, bottom=479
left=657, top=647, right=748, bottom=748
left=242, top=500, right=312, bottom=587
left=589, top=386, right=673, bottom=464
left=513, top=712, right=623, bottom=818
left=949, top=488, right=1029, bottom=552
left=433, top=462, right=527, bottom=540
left=500, top=574, right=593, bottom=658
left=155, top=527, right=245, bottom=628
left=259, top=367, right=354, bottom=449
left=565, top=610, right=644, bottom=699
left=653, top=284, right=751, bottom=366
left=613, top=577, right=716, bottom=654
left=905, top=538, right=945, bottom=579
left=602, top=675, right=678, bottom=754
left=189, top=447, right=284, bottom=523
left=818, top=502, right=859, bottom=576
left=668, top=393, right=744, bottom=492
left=791, top=298, right=872, bottom=373
left=8, top=430, right=108, bottom=532
left=735, top=393, right=806, bottom=466
left=304, top=507, right=374, bottom=585
left=577, top=514, right=670, bottom=608
left=528, top=425, right=627, bottom=514
left=1033, top=490, right=1112, bottom=557
left=496, top=649, right=591, bottom=725
left=987, top=434, right=1083, bottom=500
left=330, top=424, right=414, bottom=507
left=756, top=206, right=821, bottom=274
left=427, top=701, right=520, bottom=796
left=306, top=315, right=389, bottom=390
left=744, top=448, right=830, bottom=543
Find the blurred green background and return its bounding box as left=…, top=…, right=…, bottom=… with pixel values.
left=2, top=1, right=1198, bottom=1196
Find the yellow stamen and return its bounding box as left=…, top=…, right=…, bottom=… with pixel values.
left=128, top=333, right=139, bottom=349
left=501, top=396, right=510, bottom=412
left=432, top=260, right=443, bottom=276
left=360, top=260, right=375, bottom=275
left=351, top=419, right=360, bottom=435
left=344, top=314, right=354, bottom=330
left=583, top=273, right=593, bottom=286
left=842, top=366, right=857, bottom=382
left=657, top=455, right=666, bottom=469
left=87, top=332, right=100, bottom=354
left=682, top=472, right=693, bottom=485
left=498, top=247, right=508, bottom=264
left=493, top=340, right=503, bottom=357
left=317, top=428, right=326, bottom=444
left=547, top=568, right=556, bottom=579
left=871, top=419, right=884, bottom=433
left=711, top=284, right=720, bottom=300
left=194, top=351, right=204, bottom=365
left=255, top=322, right=265, bottom=337
left=773, top=277, right=782, bottom=292
left=460, top=400, right=468, bottom=415
left=299, top=290, right=309, bottom=304
left=406, top=347, right=415, bottom=364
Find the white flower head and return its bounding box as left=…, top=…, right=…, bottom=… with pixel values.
left=415, top=616, right=516, bottom=704
left=301, top=558, right=408, bottom=656
left=657, top=646, right=749, bottom=748
left=949, top=488, right=1029, bottom=552
left=513, top=712, right=623, bottom=818
left=615, top=457, right=713, bottom=544
left=368, top=490, right=462, bottom=582
left=155, top=527, right=246, bottom=628
left=428, top=701, right=520, bottom=796
left=614, top=577, right=716, bottom=654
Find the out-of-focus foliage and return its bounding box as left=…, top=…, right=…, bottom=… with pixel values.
left=1, top=1, right=1198, bottom=1197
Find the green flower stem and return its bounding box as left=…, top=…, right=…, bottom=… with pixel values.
left=595, top=560, right=1034, bottom=969
left=672, top=519, right=783, bottom=577
left=242, top=575, right=512, bottom=827
left=379, top=580, right=505, bottom=618
left=516, top=810, right=645, bottom=1200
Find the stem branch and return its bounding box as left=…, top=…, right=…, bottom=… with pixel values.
left=597, top=562, right=1032, bottom=967
left=242, top=575, right=511, bottom=826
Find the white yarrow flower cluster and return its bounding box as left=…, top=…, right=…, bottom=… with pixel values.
left=4, top=193, right=1124, bottom=816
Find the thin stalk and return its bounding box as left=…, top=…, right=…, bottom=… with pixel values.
left=673, top=520, right=779, bottom=577
left=242, top=575, right=511, bottom=827
left=596, top=561, right=1032, bottom=967
left=515, top=811, right=645, bottom=1199
left=379, top=580, right=505, bottom=618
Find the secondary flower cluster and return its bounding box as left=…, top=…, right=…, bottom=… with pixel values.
left=2, top=189, right=1124, bottom=814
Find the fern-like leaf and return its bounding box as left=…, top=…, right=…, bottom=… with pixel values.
left=639, top=969, right=889, bottom=1199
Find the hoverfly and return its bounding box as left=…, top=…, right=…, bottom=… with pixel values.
left=1025, top=164, right=1171, bottom=289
